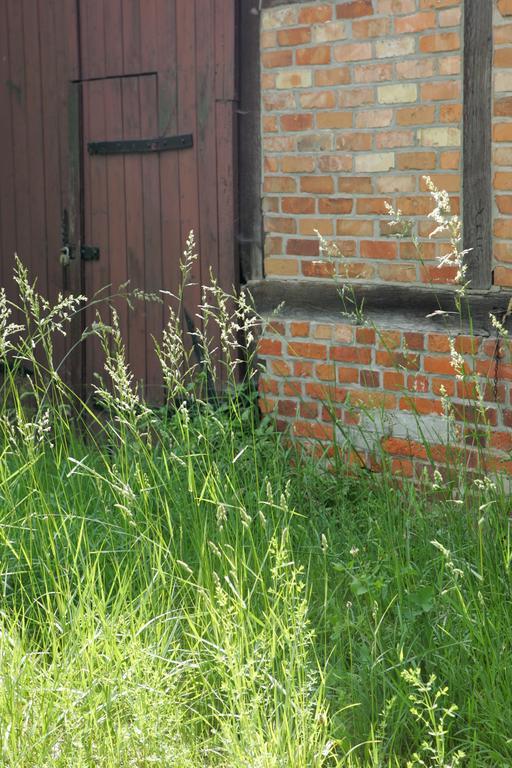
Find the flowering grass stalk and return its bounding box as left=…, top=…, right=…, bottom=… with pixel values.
left=0, top=245, right=510, bottom=766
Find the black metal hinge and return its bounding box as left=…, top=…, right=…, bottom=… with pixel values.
left=88, top=134, right=193, bottom=156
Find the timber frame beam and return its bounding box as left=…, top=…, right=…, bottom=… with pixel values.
left=238, top=1, right=263, bottom=282
left=462, top=0, right=493, bottom=290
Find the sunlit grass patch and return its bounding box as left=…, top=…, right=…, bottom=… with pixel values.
left=0, top=246, right=511, bottom=766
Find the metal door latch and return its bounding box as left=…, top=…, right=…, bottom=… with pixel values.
left=59, top=212, right=100, bottom=265
left=59, top=243, right=99, bottom=264
left=59, top=245, right=71, bottom=267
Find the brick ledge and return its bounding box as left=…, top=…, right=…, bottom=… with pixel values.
left=246, top=279, right=512, bottom=335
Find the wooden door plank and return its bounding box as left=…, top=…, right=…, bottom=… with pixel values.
left=156, top=0, right=181, bottom=349
left=121, top=75, right=146, bottom=387
left=40, top=0, right=82, bottom=389
left=0, top=0, right=17, bottom=290
left=63, top=81, right=85, bottom=393
left=22, top=0, right=48, bottom=296
left=39, top=1, right=63, bottom=305
left=53, top=0, right=80, bottom=230
left=140, top=75, right=163, bottom=399
left=196, top=0, right=224, bottom=386
left=196, top=0, right=219, bottom=284
left=216, top=99, right=237, bottom=304
left=104, top=0, right=124, bottom=76
left=63, top=0, right=80, bottom=82
left=215, top=0, right=237, bottom=294
left=58, top=0, right=81, bottom=281
left=62, top=1, right=83, bottom=395
left=215, top=0, right=237, bottom=103
left=104, top=77, right=129, bottom=349
left=463, top=0, right=493, bottom=290
left=6, top=0, right=32, bottom=271
left=215, top=0, right=237, bottom=382
left=38, top=1, right=68, bottom=369
left=66, top=82, right=82, bottom=264
left=140, top=0, right=158, bottom=74
left=122, top=0, right=142, bottom=75
left=83, top=79, right=110, bottom=393
left=57, top=0, right=82, bottom=300
left=79, top=0, right=106, bottom=80
left=176, top=0, right=201, bottom=330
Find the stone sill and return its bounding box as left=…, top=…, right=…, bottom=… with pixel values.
left=246, top=279, right=512, bottom=336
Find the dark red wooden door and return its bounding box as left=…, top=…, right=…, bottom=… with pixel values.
left=0, top=1, right=81, bottom=383
left=81, top=73, right=164, bottom=395
left=0, top=0, right=237, bottom=401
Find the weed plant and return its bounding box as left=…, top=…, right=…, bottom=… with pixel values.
left=0, top=238, right=511, bottom=766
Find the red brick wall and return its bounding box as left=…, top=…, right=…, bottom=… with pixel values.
left=494, top=0, right=512, bottom=287
left=258, top=318, right=512, bottom=479
left=261, top=0, right=463, bottom=284
left=257, top=0, right=512, bottom=478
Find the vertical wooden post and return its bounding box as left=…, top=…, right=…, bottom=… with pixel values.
left=463, top=0, right=493, bottom=290
left=238, top=0, right=263, bottom=282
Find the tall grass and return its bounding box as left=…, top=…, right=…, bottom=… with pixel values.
left=0, top=246, right=511, bottom=766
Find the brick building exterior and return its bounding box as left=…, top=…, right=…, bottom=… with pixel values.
left=252, top=0, right=512, bottom=478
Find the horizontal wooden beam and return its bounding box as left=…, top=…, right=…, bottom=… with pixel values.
left=247, top=279, right=512, bottom=336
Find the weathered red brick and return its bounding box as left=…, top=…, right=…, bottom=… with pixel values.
left=376, top=351, right=420, bottom=370
left=382, top=437, right=428, bottom=459
left=298, top=5, right=332, bottom=24
left=288, top=342, right=327, bottom=360
left=290, top=321, right=310, bottom=337
left=356, top=327, right=376, bottom=344
left=360, top=241, right=398, bottom=259
left=330, top=346, right=372, bottom=364
left=258, top=338, right=282, bottom=358
left=336, top=0, right=374, bottom=19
